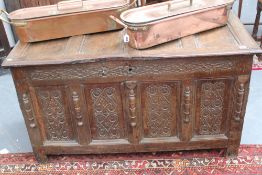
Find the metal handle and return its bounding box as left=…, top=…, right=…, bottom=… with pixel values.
left=118, top=0, right=138, bottom=12
left=0, top=10, right=11, bottom=24
left=110, top=15, right=128, bottom=28
left=110, top=15, right=148, bottom=31
left=0, top=9, right=26, bottom=27
left=57, top=0, right=84, bottom=11
left=168, top=0, right=193, bottom=11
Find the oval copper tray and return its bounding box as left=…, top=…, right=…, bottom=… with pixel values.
left=119, top=0, right=234, bottom=49
left=1, top=0, right=135, bottom=42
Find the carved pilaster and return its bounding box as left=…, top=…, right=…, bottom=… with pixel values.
left=234, top=83, right=245, bottom=122
left=126, top=82, right=137, bottom=128
left=227, top=75, right=250, bottom=157
left=71, top=87, right=90, bottom=145
left=125, top=81, right=139, bottom=144
left=183, top=87, right=191, bottom=123
left=72, top=91, right=84, bottom=126
left=22, top=93, right=37, bottom=129
left=181, top=83, right=193, bottom=142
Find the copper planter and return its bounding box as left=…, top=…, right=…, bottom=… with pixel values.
left=0, top=0, right=135, bottom=42
left=119, top=0, right=234, bottom=49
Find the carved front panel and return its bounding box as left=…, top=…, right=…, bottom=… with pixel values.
left=195, top=79, right=233, bottom=136
left=141, top=82, right=179, bottom=138
left=85, top=84, right=125, bottom=140
left=200, top=82, right=225, bottom=135
left=36, top=87, right=74, bottom=141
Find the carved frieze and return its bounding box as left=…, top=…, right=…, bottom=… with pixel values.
left=199, top=81, right=225, bottom=135
left=145, top=84, right=173, bottom=137
left=37, top=89, right=73, bottom=141
left=91, top=87, right=121, bottom=139
left=29, top=60, right=234, bottom=80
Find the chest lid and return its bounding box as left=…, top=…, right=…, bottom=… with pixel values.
left=2, top=11, right=261, bottom=67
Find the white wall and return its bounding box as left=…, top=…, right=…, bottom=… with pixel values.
left=0, top=0, right=15, bottom=47
left=233, top=0, right=261, bottom=36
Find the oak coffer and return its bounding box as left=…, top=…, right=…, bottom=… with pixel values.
left=2, top=12, right=261, bottom=162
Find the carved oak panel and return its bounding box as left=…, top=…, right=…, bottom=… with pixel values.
left=195, top=79, right=233, bottom=136
left=36, top=87, right=74, bottom=141
left=85, top=84, right=126, bottom=140
left=200, top=81, right=225, bottom=135
left=141, top=82, right=179, bottom=138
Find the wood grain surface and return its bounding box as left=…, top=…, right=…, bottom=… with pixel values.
left=2, top=11, right=261, bottom=67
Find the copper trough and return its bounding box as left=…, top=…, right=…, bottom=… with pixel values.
left=0, top=0, right=136, bottom=42
left=112, top=0, right=235, bottom=49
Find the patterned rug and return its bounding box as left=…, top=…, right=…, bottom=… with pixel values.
left=253, top=56, right=262, bottom=70
left=0, top=145, right=261, bottom=175
left=253, top=63, right=262, bottom=70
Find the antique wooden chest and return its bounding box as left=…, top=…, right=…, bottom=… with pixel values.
left=2, top=12, right=261, bottom=162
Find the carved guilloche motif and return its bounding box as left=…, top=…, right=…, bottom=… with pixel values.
left=145, top=84, right=173, bottom=137
left=29, top=60, right=234, bottom=80
left=199, top=81, right=225, bottom=135
left=91, top=87, right=121, bottom=139
left=38, top=90, right=73, bottom=141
